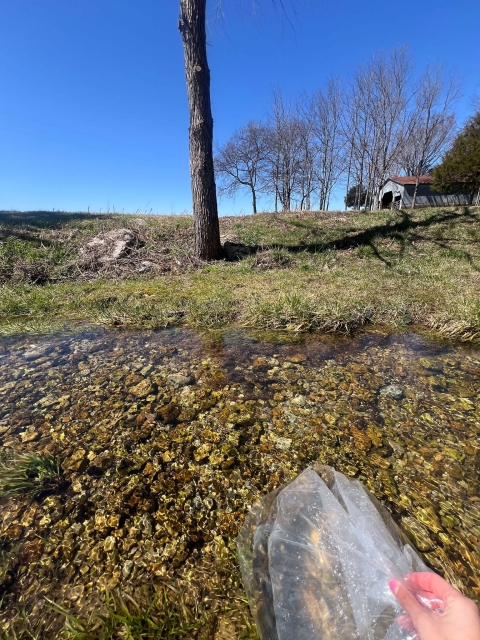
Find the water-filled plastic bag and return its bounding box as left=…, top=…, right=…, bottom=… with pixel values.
left=237, top=466, right=440, bottom=640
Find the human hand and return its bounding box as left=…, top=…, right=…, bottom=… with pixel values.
left=389, top=572, right=480, bottom=640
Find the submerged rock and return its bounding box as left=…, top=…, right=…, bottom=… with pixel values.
left=379, top=384, right=404, bottom=400
left=129, top=378, right=154, bottom=398
left=252, top=357, right=269, bottom=371
left=23, top=343, right=54, bottom=360
left=286, top=353, right=307, bottom=363
left=122, top=559, right=134, bottom=579
left=167, top=373, right=194, bottom=387
left=275, top=437, right=292, bottom=451
left=63, top=448, right=88, bottom=472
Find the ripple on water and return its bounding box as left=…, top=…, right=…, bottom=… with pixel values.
left=0, top=327, right=478, bottom=626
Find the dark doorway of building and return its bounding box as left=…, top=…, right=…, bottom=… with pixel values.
left=381, top=191, right=393, bottom=209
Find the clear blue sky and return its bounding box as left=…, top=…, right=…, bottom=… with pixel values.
left=0, top=0, right=478, bottom=215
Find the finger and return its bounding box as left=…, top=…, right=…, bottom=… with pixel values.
left=390, top=580, right=428, bottom=628
left=396, top=613, right=415, bottom=632
left=406, top=572, right=458, bottom=601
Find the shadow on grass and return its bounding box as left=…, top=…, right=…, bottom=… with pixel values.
left=0, top=210, right=114, bottom=229
left=250, top=208, right=480, bottom=270
left=0, top=211, right=117, bottom=248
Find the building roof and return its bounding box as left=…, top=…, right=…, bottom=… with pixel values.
left=389, top=175, right=433, bottom=185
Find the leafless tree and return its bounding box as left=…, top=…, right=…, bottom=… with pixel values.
left=215, top=121, right=270, bottom=213
left=340, top=90, right=359, bottom=210
left=341, top=60, right=382, bottom=210
left=310, top=78, right=344, bottom=210
left=266, top=89, right=304, bottom=211
left=366, top=47, right=414, bottom=208
left=178, top=1, right=295, bottom=252
left=211, top=42, right=462, bottom=214
left=263, top=82, right=345, bottom=213
left=179, top=0, right=221, bottom=260
left=398, top=67, right=458, bottom=207
left=340, top=47, right=414, bottom=209
left=295, top=97, right=317, bottom=210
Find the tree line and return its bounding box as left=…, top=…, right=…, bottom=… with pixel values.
left=215, top=47, right=459, bottom=213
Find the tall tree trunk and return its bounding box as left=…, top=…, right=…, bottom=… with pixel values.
left=251, top=186, right=257, bottom=214
left=345, top=166, right=351, bottom=211
left=274, top=154, right=279, bottom=213
left=179, top=0, right=221, bottom=260
left=411, top=175, right=420, bottom=209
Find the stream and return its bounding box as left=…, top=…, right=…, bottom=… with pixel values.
left=0, top=327, right=479, bottom=626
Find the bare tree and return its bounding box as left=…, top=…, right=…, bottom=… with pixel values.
left=399, top=67, right=458, bottom=207
left=367, top=47, right=414, bottom=208
left=266, top=89, right=304, bottom=211
left=310, top=78, right=344, bottom=210
left=179, top=0, right=221, bottom=260
left=295, top=97, right=317, bottom=210
left=178, top=1, right=294, bottom=247
left=210, top=42, right=462, bottom=215
left=215, top=121, right=269, bottom=214
left=340, top=47, right=414, bottom=209
left=340, top=89, right=358, bottom=210
left=341, top=63, right=378, bottom=210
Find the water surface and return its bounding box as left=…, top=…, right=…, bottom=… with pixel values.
left=0, top=327, right=479, bottom=625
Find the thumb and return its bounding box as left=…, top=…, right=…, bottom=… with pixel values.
left=390, top=579, right=429, bottom=628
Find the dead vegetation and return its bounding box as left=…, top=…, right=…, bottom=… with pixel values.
left=0, top=212, right=200, bottom=285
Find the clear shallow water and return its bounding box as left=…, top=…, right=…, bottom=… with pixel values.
left=0, top=328, right=479, bottom=625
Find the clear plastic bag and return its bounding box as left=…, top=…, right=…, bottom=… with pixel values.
left=237, top=466, right=441, bottom=640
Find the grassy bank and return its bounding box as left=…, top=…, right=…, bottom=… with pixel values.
left=1, top=207, right=479, bottom=341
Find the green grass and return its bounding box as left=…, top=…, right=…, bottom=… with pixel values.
left=3, top=591, right=258, bottom=640
left=1, top=207, right=479, bottom=342
left=47, top=590, right=209, bottom=640
left=0, top=451, right=61, bottom=498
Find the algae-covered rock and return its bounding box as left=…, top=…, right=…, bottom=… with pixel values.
left=286, top=353, right=307, bottom=363
left=63, top=448, right=88, bottom=472
left=129, top=379, right=154, bottom=398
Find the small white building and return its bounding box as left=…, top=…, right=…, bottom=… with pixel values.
left=379, top=176, right=472, bottom=209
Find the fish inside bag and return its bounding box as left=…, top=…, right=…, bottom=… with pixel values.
left=237, top=466, right=441, bottom=640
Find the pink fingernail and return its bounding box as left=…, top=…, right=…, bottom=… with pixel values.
left=389, top=579, right=399, bottom=594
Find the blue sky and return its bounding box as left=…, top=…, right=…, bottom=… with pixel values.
left=0, top=0, right=478, bottom=215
